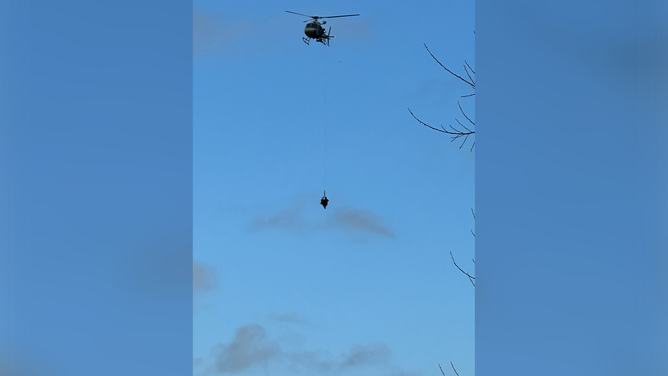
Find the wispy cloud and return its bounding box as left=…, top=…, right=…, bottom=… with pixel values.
left=205, top=324, right=408, bottom=376
left=194, top=357, right=204, bottom=368
left=268, top=312, right=307, bottom=324
left=193, top=9, right=252, bottom=56
left=251, top=199, right=394, bottom=239
left=332, top=207, right=394, bottom=238
left=193, top=260, right=217, bottom=294
left=341, top=343, right=392, bottom=368
left=335, top=20, right=373, bottom=40
left=213, top=324, right=281, bottom=374
left=251, top=204, right=308, bottom=234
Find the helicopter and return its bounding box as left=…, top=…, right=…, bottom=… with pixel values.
left=285, top=11, right=359, bottom=46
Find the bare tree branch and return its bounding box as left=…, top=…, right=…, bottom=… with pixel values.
left=458, top=101, right=475, bottom=126
left=407, top=107, right=475, bottom=150
left=458, top=134, right=469, bottom=149
left=451, top=207, right=476, bottom=287
left=450, top=251, right=475, bottom=287
left=455, top=118, right=473, bottom=133
left=464, top=60, right=475, bottom=75
left=450, top=361, right=461, bottom=376
left=463, top=63, right=474, bottom=85
left=408, top=47, right=475, bottom=150
left=424, top=44, right=475, bottom=89
left=423, top=25, right=475, bottom=376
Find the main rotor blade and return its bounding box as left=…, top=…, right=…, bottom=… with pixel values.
left=285, top=11, right=314, bottom=18
left=318, top=14, right=360, bottom=19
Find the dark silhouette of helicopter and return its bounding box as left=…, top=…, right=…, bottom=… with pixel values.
left=285, top=11, right=359, bottom=46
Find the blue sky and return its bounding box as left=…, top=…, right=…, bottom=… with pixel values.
left=193, top=1, right=475, bottom=376
left=3, top=0, right=666, bottom=375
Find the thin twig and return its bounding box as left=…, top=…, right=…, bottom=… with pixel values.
left=424, top=44, right=475, bottom=89
left=450, top=361, right=461, bottom=376
left=449, top=123, right=462, bottom=133
left=459, top=134, right=469, bottom=149
left=408, top=107, right=456, bottom=135
left=463, top=63, right=474, bottom=84
left=465, top=60, right=475, bottom=75
left=451, top=251, right=475, bottom=287
left=407, top=108, right=475, bottom=140
left=458, top=101, right=475, bottom=126
left=455, top=118, right=473, bottom=133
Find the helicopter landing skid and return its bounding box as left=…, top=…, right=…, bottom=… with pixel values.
left=302, top=37, right=330, bottom=46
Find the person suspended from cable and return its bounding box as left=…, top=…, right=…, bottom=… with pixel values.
left=320, top=191, right=329, bottom=209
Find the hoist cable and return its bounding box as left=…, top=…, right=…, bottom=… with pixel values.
left=323, top=45, right=328, bottom=191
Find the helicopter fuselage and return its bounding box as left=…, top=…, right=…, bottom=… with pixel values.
left=304, top=21, right=326, bottom=39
